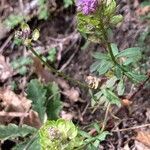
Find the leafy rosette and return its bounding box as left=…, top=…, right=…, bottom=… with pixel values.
left=39, top=119, right=83, bottom=150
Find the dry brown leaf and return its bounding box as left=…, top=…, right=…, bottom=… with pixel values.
left=61, top=111, right=73, bottom=120
left=136, top=6, right=150, bottom=16
left=135, top=141, right=150, bottom=150
left=33, top=57, right=70, bottom=90
left=0, top=88, right=31, bottom=124
left=0, top=88, right=31, bottom=112
left=0, top=55, right=13, bottom=82
left=135, top=131, right=150, bottom=148
left=33, top=57, right=56, bottom=82
left=22, top=110, right=42, bottom=129
left=63, top=87, right=80, bottom=102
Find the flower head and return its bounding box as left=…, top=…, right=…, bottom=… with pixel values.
left=76, top=0, right=98, bottom=15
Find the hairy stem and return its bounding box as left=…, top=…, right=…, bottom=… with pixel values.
left=27, top=45, right=89, bottom=89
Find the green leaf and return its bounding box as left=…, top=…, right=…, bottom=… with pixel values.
left=13, top=135, right=40, bottom=150
left=94, top=91, right=103, bottom=100
left=0, top=124, right=37, bottom=140
left=102, top=89, right=121, bottom=107
left=4, top=14, right=24, bottom=28
left=92, top=52, right=109, bottom=60
left=126, top=72, right=147, bottom=83
left=47, top=48, right=57, bottom=62
left=90, top=61, right=101, bottom=73
left=45, top=82, right=62, bottom=120
left=79, top=131, right=91, bottom=138
left=11, top=56, right=33, bottom=70
left=93, top=123, right=100, bottom=133
left=104, top=0, right=116, bottom=16
left=63, top=0, right=73, bottom=8
left=141, top=1, right=150, bottom=7
left=110, top=15, right=123, bottom=25
left=105, top=76, right=118, bottom=88
left=117, top=47, right=141, bottom=58
left=111, top=43, right=119, bottom=56
left=97, top=61, right=113, bottom=75
left=114, top=66, right=122, bottom=79
left=117, top=79, right=125, bottom=96
left=96, top=131, right=110, bottom=142
left=27, top=79, right=47, bottom=122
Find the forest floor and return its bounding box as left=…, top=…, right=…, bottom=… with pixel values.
left=0, top=0, right=150, bottom=149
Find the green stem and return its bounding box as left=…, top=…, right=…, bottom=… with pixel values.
left=27, top=45, right=89, bottom=89
left=99, top=17, right=128, bottom=73
left=99, top=21, right=117, bottom=65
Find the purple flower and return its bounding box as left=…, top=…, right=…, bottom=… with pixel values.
left=76, top=0, right=98, bottom=15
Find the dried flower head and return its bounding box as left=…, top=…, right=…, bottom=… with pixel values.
left=76, top=0, right=98, bottom=15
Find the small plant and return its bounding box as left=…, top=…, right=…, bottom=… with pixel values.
left=11, top=56, right=33, bottom=75
left=7, top=0, right=148, bottom=149
left=39, top=119, right=83, bottom=150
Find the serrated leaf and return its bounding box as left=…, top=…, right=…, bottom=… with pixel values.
left=102, top=89, right=121, bottom=107
left=117, top=79, right=125, bottom=96
left=13, top=134, right=40, bottom=150
left=0, top=124, right=37, bottom=140
left=45, top=82, right=62, bottom=120
left=27, top=79, right=47, bottom=122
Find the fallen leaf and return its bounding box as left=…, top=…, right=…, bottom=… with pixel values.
left=33, top=57, right=70, bottom=90
left=0, top=88, right=31, bottom=124
left=136, top=6, right=150, bottom=16
left=135, top=131, right=150, bottom=148
left=0, top=55, right=13, bottom=82
left=63, top=87, right=80, bottom=102
left=0, top=88, right=31, bottom=112
left=22, top=110, right=42, bottom=129
left=134, top=140, right=150, bottom=150
left=61, top=111, right=73, bottom=120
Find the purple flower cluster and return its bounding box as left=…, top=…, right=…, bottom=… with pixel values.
left=76, top=0, right=98, bottom=15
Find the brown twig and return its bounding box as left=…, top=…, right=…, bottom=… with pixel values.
left=112, top=123, right=150, bottom=132
left=0, top=34, right=13, bottom=54
left=0, top=111, right=29, bottom=117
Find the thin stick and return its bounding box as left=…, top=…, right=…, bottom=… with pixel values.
left=112, top=124, right=150, bottom=132
left=0, top=111, right=29, bottom=117
left=101, top=103, right=111, bottom=132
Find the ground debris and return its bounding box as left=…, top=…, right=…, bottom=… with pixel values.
left=0, top=54, right=13, bottom=82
